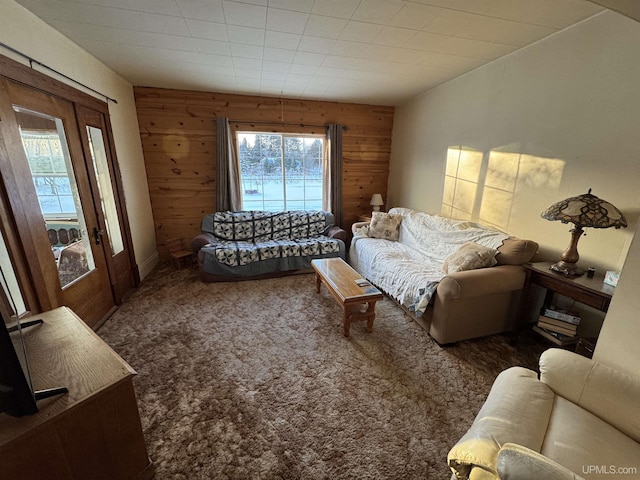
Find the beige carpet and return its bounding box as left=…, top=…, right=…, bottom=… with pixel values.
left=98, top=262, right=547, bottom=479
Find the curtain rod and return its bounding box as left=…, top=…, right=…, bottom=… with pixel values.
left=230, top=119, right=348, bottom=130
left=0, top=41, right=118, bottom=104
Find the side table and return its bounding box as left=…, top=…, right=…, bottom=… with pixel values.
left=519, top=261, right=615, bottom=349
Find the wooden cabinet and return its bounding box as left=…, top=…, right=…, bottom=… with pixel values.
left=0, top=307, right=154, bottom=480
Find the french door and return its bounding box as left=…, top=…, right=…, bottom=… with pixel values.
left=0, top=78, right=116, bottom=327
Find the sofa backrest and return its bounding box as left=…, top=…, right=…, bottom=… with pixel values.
left=540, top=348, right=640, bottom=444
left=201, top=211, right=332, bottom=242
left=389, top=207, right=510, bottom=263
left=388, top=207, right=537, bottom=266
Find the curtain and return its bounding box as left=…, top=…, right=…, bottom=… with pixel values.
left=215, top=117, right=241, bottom=211
left=324, top=124, right=344, bottom=227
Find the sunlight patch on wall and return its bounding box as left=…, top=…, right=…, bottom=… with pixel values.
left=442, top=146, right=565, bottom=230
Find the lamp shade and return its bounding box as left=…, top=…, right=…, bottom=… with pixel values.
left=541, top=189, right=627, bottom=229
left=370, top=193, right=384, bottom=213
left=541, top=189, right=627, bottom=276
left=370, top=194, right=384, bottom=206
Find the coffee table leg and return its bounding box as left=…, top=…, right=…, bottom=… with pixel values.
left=367, top=302, right=376, bottom=332
left=315, top=273, right=321, bottom=293
left=343, top=308, right=351, bottom=337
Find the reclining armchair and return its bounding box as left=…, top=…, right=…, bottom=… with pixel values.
left=448, top=348, right=640, bottom=479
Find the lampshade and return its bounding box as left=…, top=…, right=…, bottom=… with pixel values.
left=541, top=189, right=627, bottom=276
left=370, top=194, right=384, bottom=212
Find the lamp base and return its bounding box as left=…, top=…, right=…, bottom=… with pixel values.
left=549, top=261, right=584, bottom=277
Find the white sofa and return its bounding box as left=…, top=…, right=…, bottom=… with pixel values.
left=349, top=207, right=538, bottom=344
left=448, top=348, right=640, bottom=480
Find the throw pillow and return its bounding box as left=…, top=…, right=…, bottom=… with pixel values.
left=368, top=212, right=402, bottom=241
left=442, top=242, right=498, bottom=274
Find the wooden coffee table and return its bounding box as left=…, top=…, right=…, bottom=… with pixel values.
left=311, top=257, right=384, bottom=337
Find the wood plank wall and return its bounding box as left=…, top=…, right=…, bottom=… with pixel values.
left=133, top=87, right=394, bottom=259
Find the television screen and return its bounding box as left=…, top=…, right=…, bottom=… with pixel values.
left=0, top=309, right=38, bottom=416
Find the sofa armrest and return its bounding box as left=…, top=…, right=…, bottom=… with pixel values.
left=448, top=367, right=554, bottom=480
left=437, top=265, right=525, bottom=302
left=540, top=348, right=640, bottom=442
left=191, top=232, right=217, bottom=254
left=326, top=225, right=347, bottom=243
left=496, top=443, right=585, bottom=480
left=351, top=221, right=370, bottom=235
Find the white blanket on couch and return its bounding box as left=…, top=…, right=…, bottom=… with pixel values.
left=350, top=208, right=509, bottom=316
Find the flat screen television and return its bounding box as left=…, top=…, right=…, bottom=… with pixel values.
left=0, top=270, right=67, bottom=417
left=0, top=311, right=39, bottom=416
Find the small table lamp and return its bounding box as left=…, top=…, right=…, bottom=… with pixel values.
left=370, top=194, right=384, bottom=212
left=541, top=188, right=627, bottom=276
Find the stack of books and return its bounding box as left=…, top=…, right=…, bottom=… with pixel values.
left=534, top=307, right=580, bottom=346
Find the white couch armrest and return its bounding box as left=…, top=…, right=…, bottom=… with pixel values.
left=540, top=348, right=640, bottom=443
left=448, top=367, right=554, bottom=479
left=496, top=443, right=585, bottom=480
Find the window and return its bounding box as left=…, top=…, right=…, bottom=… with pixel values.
left=20, top=130, right=75, bottom=218
left=237, top=132, right=324, bottom=211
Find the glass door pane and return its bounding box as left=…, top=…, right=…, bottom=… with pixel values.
left=86, top=126, right=124, bottom=255
left=13, top=106, right=95, bottom=288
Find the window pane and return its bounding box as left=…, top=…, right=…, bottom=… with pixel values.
left=15, top=108, right=96, bottom=288
left=87, top=126, right=125, bottom=255
left=238, top=132, right=324, bottom=212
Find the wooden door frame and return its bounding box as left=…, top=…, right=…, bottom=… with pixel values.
left=0, top=53, right=139, bottom=320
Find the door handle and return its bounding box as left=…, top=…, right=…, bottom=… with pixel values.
left=93, top=227, right=105, bottom=245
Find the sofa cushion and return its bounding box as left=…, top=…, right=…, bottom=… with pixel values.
left=442, top=242, right=498, bottom=274
left=540, top=396, right=640, bottom=478
left=368, top=211, right=402, bottom=241
left=495, top=238, right=538, bottom=265
left=204, top=237, right=341, bottom=267
left=202, top=210, right=329, bottom=242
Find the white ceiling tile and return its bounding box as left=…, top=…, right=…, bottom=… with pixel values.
left=198, top=54, right=235, bottom=68
left=263, top=47, right=296, bottom=62
left=486, top=0, right=603, bottom=29
left=268, top=0, right=314, bottom=13
left=311, top=0, right=361, bottom=19
left=177, top=0, right=225, bottom=22
left=265, top=31, right=301, bottom=50
left=233, top=57, right=262, bottom=69
left=358, top=44, right=402, bottom=61
left=48, top=4, right=191, bottom=36
left=373, top=26, right=417, bottom=47
left=352, top=0, right=404, bottom=25
left=230, top=43, right=263, bottom=59
left=389, top=3, right=443, bottom=30
left=262, top=60, right=290, bottom=72
left=267, top=8, right=309, bottom=34
left=288, top=64, right=318, bottom=75
left=222, top=1, right=267, bottom=28
left=235, top=67, right=261, bottom=77
left=68, top=0, right=182, bottom=16
left=322, top=56, right=354, bottom=69
left=15, top=0, right=605, bottom=106
left=293, top=51, right=326, bottom=66
left=286, top=73, right=314, bottom=83
left=330, top=40, right=367, bottom=57
left=261, top=69, right=288, bottom=81
left=304, top=14, right=347, bottom=39
left=298, top=36, right=336, bottom=54
left=186, top=19, right=228, bottom=41
left=196, top=38, right=232, bottom=55
left=207, top=66, right=236, bottom=76
left=227, top=26, right=265, bottom=46
left=339, top=21, right=384, bottom=43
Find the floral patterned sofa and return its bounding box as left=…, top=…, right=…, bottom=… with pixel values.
left=192, top=210, right=346, bottom=281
